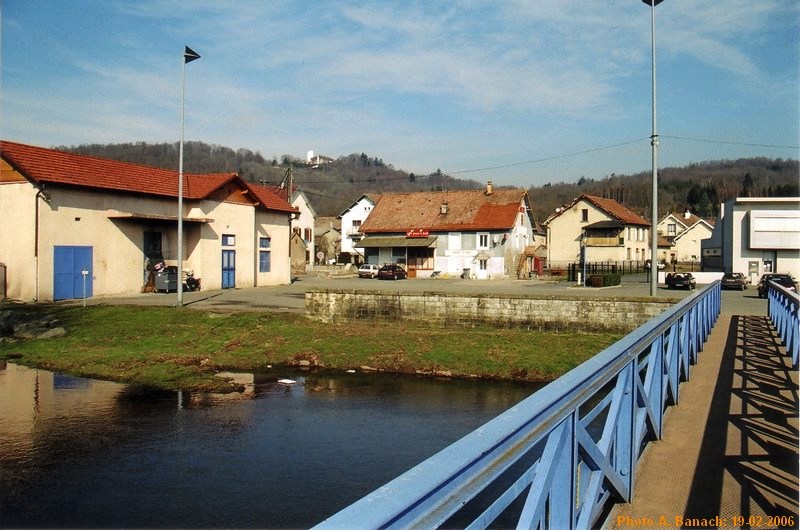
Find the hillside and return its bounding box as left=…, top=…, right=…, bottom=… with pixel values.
left=528, top=158, right=799, bottom=222
left=60, top=142, right=484, bottom=216
left=58, top=142, right=798, bottom=220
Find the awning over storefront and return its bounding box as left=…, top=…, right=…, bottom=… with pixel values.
left=107, top=211, right=213, bottom=223
left=355, top=235, right=438, bottom=248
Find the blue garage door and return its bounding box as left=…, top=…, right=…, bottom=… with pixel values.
left=54, top=246, right=93, bottom=301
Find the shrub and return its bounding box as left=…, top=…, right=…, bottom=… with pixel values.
left=587, top=273, right=621, bottom=287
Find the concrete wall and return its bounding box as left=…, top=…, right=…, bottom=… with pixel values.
left=305, top=289, right=675, bottom=333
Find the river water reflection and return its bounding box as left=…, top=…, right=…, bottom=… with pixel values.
left=0, top=361, right=541, bottom=529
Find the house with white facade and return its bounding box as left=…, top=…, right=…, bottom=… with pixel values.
left=355, top=183, right=534, bottom=279
left=702, top=197, right=799, bottom=283
left=338, top=194, right=380, bottom=263
left=656, top=210, right=714, bottom=266
left=0, top=140, right=297, bottom=301
left=267, top=185, right=317, bottom=273
left=544, top=195, right=651, bottom=269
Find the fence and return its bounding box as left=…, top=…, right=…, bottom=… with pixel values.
left=313, top=281, right=721, bottom=530
left=768, top=281, right=799, bottom=368
left=567, top=261, right=647, bottom=282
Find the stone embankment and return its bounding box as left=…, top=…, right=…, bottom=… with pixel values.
left=306, top=289, right=676, bottom=333
left=0, top=310, right=67, bottom=341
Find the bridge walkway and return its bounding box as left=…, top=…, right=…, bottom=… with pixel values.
left=610, top=311, right=799, bottom=528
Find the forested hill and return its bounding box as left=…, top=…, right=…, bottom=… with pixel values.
left=529, top=158, right=799, bottom=222
left=59, top=142, right=798, bottom=220
left=60, top=142, right=484, bottom=216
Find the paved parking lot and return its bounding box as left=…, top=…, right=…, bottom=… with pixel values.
left=82, top=274, right=767, bottom=317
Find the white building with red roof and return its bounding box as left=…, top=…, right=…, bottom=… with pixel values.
left=656, top=210, right=715, bottom=265
left=0, top=140, right=297, bottom=301
left=355, top=182, right=535, bottom=279
left=544, top=194, right=652, bottom=269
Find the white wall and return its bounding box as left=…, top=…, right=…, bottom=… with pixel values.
left=340, top=197, right=374, bottom=259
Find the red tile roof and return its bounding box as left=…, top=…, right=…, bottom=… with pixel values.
left=666, top=210, right=715, bottom=228
left=546, top=194, right=650, bottom=227
left=249, top=183, right=300, bottom=214
left=0, top=140, right=295, bottom=213
left=360, top=189, right=528, bottom=233
left=581, top=195, right=649, bottom=226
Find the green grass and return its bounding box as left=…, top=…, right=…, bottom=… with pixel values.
left=2, top=305, right=622, bottom=392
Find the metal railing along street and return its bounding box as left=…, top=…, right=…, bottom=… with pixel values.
left=314, top=281, right=721, bottom=530
left=768, top=281, right=799, bottom=368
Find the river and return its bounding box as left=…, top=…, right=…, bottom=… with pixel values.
left=0, top=361, right=541, bottom=529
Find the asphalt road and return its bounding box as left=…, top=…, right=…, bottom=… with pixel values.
left=80, top=273, right=767, bottom=317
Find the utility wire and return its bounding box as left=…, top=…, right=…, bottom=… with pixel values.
left=299, top=188, right=357, bottom=204
left=661, top=135, right=800, bottom=150
left=259, top=134, right=796, bottom=187
left=446, top=137, right=648, bottom=175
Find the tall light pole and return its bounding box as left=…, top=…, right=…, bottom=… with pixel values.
left=178, top=46, right=201, bottom=307
left=643, top=0, right=663, bottom=297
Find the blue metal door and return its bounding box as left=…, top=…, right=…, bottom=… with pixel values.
left=54, top=246, right=93, bottom=300
left=222, top=250, right=236, bottom=289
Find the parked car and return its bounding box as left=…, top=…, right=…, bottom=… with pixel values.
left=357, top=263, right=380, bottom=278
left=665, top=272, right=696, bottom=290
left=721, top=272, right=747, bottom=291
left=377, top=264, right=407, bottom=280
left=757, top=273, right=797, bottom=298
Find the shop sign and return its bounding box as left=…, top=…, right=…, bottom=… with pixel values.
left=406, top=229, right=430, bottom=238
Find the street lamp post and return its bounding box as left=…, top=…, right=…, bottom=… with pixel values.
left=177, top=46, right=201, bottom=307
left=643, top=0, right=663, bottom=297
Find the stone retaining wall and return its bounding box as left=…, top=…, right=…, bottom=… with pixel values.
left=305, top=289, right=677, bottom=333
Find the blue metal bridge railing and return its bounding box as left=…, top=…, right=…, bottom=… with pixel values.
left=768, top=281, right=799, bottom=368
left=314, top=281, right=721, bottom=530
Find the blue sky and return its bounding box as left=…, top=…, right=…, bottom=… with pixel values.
left=2, top=0, right=798, bottom=186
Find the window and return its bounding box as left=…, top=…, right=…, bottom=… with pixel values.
left=304, top=228, right=312, bottom=242
left=222, top=234, right=235, bottom=246
left=581, top=209, right=589, bottom=222
left=259, top=237, right=271, bottom=273
left=352, top=220, right=362, bottom=230
left=478, top=232, right=490, bottom=249
left=667, top=223, right=676, bottom=236
left=392, top=247, right=406, bottom=265
left=479, top=259, right=488, bottom=271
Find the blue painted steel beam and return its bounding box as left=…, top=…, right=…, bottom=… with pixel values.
left=768, top=281, right=799, bottom=368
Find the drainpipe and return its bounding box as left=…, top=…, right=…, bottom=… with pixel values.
left=34, top=186, right=50, bottom=301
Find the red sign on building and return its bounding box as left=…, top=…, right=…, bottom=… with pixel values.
left=406, top=228, right=430, bottom=238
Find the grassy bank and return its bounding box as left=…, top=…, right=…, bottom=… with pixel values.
left=1, top=305, right=622, bottom=392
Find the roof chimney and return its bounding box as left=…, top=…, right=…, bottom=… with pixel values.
left=440, top=202, right=448, bottom=214
left=485, top=180, right=493, bottom=195
left=684, top=209, right=691, bottom=219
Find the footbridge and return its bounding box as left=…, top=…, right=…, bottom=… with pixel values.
left=313, top=281, right=799, bottom=530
